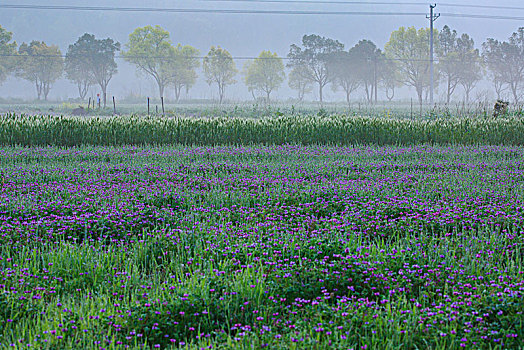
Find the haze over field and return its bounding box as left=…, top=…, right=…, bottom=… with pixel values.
left=0, top=0, right=523, bottom=102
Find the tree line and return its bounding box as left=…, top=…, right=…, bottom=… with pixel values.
left=0, top=24, right=523, bottom=105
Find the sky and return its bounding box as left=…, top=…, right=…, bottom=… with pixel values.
left=0, top=0, right=523, bottom=103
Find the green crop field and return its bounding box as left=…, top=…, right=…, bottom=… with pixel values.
left=1, top=113, right=524, bottom=146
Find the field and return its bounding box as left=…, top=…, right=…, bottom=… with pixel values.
left=2, top=113, right=524, bottom=146
left=0, top=144, right=523, bottom=349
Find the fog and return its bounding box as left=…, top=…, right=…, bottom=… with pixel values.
left=0, top=0, right=523, bottom=103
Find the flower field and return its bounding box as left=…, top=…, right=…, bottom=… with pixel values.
left=0, top=145, right=523, bottom=349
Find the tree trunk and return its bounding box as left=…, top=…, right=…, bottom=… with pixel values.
left=386, top=86, right=394, bottom=101
left=174, top=84, right=181, bottom=102
left=447, top=77, right=451, bottom=104
left=157, top=81, right=165, bottom=101
left=319, top=83, right=323, bottom=104
left=511, top=82, right=519, bottom=104
left=218, top=81, right=224, bottom=104
left=298, top=86, right=304, bottom=102
left=43, top=82, right=50, bottom=101
left=78, top=81, right=88, bottom=100
left=100, top=82, right=108, bottom=108
left=36, top=79, right=42, bottom=100
left=266, top=90, right=271, bottom=104
left=416, top=86, right=423, bottom=107
left=494, top=80, right=504, bottom=99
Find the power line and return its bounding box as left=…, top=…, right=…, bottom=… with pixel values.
left=199, top=0, right=524, bottom=12
left=197, top=0, right=424, bottom=5
left=441, top=13, right=524, bottom=21
left=2, top=3, right=524, bottom=20
left=439, top=3, right=524, bottom=11
left=0, top=4, right=425, bottom=16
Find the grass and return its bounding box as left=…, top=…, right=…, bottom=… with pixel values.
left=0, top=144, right=522, bottom=349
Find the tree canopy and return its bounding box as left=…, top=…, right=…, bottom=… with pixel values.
left=348, top=40, right=387, bottom=103
left=327, top=51, right=360, bottom=105
left=456, top=33, right=482, bottom=103
left=169, top=44, right=200, bottom=102
left=288, top=34, right=344, bottom=104
left=483, top=27, right=524, bottom=104
left=65, top=33, right=120, bottom=104
left=203, top=46, right=237, bottom=104
left=124, top=25, right=173, bottom=99
left=385, top=26, right=436, bottom=105
left=288, top=65, right=313, bottom=102
left=0, top=25, right=17, bottom=85
left=65, top=34, right=95, bottom=100
left=243, top=51, right=285, bottom=102
left=17, top=41, right=63, bottom=100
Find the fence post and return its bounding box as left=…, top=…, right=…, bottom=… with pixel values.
left=88, top=97, right=91, bottom=111
left=147, top=97, right=150, bottom=115
left=113, top=96, right=116, bottom=115
left=161, top=96, right=165, bottom=117
left=410, top=98, right=413, bottom=121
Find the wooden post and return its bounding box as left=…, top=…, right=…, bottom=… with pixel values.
left=88, top=97, right=91, bottom=111
left=410, top=98, right=413, bottom=120
left=147, top=97, right=150, bottom=115
left=156, top=105, right=158, bottom=115
left=161, top=96, right=165, bottom=117
left=113, top=96, right=116, bottom=115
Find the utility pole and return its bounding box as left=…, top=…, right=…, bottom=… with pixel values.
left=427, top=4, right=439, bottom=106
left=374, top=54, right=378, bottom=104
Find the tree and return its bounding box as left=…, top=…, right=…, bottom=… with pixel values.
left=348, top=40, right=386, bottom=103
left=0, top=25, right=17, bottom=85
left=169, top=44, right=200, bottom=102
left=288, top=34, right=344, bottom=104
left=456, top=33, right=482, bottom=104
left=65, top=33, right=94, bottom=100
left=90, top=37, right=120, bottom=107
left=381, top=60, right=398, bottom=102
left=243, top=51, right=285, bottom=102
left=17, top=41, right=63, bottom=100
left=124, top=26, right=173, bottom=99
left=288, top=65, right=313, bottom=102
left=65, top=34, right=119, bottom=106
left=203, top=46, right=237, bottom=104
left=437, top=26, right=482, bottom=104
left=384, top=27, right=437, bottom=106
left=327, top=51, right=360, bottom=105
left=437, top=25, right=460, bottom=104
left=483, top=28, right=524, bottom=104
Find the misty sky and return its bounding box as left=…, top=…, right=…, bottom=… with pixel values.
left=0, top=0, right=522, bottom=102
